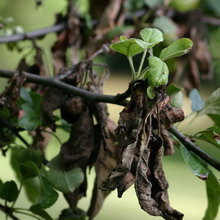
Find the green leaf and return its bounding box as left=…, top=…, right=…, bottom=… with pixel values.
left=181, top=145, right=210, bottom=180
left=140, top=28, right=163, bottom=46
left=198, top=88, right=220, bottom=116
left=147, top=86, right=155, bottom=99
left=37, top=177, right=59, bottom=209
left=30, top=205, right=53, bottom=220
left=19, top=161, right=39, bottom=180
left=10, top=146, right=43, bottom=202
left=144, top=56, right=169, bottom=87
left=166, top=83, right=182, bottom=96
left=208, top=114, right=220, bottom=127
left=110, top=38, right=152, bottom=57
left=153, top=16, right=178, bottom=43
left=189, top=89, right=205, bottom=112
left=170, top=91, right=183, bottom=108
left=194, top=126, right=220, bottom=149
left=46, top=155, right=84, bottom=193
left=159, top=38, right=193, bottom=61
left=203, top=172, right=220, bottom=220
left=0, top=181, right=19, bottom=202
left=18, top=88, right=42, bottom=131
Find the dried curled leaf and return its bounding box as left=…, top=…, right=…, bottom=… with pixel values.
left=102, top=82, right=184, bottom=220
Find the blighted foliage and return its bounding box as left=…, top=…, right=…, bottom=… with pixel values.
left=0, top=0, right=220, bottom=220
left=102, top=82, right=184, bottom=219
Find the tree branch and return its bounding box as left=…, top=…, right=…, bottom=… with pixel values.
left=1, top=68, right=220, bottom=171
left=0, top=68, right=128, bottom=106
left=168, top=126, right=220, bottom=172
left=0, top=23, right=67, bottom=43
left=0, top=204, right=20, bottom=220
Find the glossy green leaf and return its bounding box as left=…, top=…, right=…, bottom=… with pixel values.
left=30, top=205, right=53, bottom=220
left=159, top=38, right=193, bottom=61
left=198, top=88, right=220, bottom=116
left=19, top=161, right=39, bottom=180
left=47, top=155, right=84, bottom=193
left=189, top=89, right=205, bottom=112
left=194, top=126, right=220, bottom=149
left=37, top=177, right=59, bottom=209
left=140, top=28, right=163, bottom=46
left=110, top=38, right=152, bottom=57
left=0, top=181, right=19, bottom=202
left=203, top=172, right=220, bottom=220
left=144, top=56, right=169, bottom=87
left=181, top=145, right=210, bottom=180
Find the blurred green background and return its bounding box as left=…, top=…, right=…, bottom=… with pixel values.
left=0, top=0, right=220, bottom=220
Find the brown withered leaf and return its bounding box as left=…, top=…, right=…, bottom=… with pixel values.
left=0, top=72, right=26, bottom=116
left=87, top=119, right=121, bottom=220
left=102, top=82, right=184, bottom=220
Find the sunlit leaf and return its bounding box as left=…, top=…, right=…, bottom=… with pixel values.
left=0, top=181, right=19, bottom=202
left=198, top=88, right=220, bottom=116
left=46, top=155, right=84, bottom=193
left=189, top=89, right=205, bottom=112
left=181, top=145, right=210, bottom=180
left=194, top=126, right=220, bottom=149
left=110, top=38, right=152, bottom=57
left=140, top=28, right=163, bottom=46
left=203, top=172, right=220, bottom=220
left=159, top=38, right=193, bottom=61
left=145, top=0, right=163, bottom=8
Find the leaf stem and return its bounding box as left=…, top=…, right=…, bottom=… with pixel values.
left=137, top=50, right=147, bottom=78
left=14, top=210, right=41, bottom=220
left=127, top=56, right=136, bottom=80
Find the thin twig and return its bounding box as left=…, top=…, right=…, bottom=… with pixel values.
left=0, top=23, right=67, bottom=43
left=0, top=204, right=19, bottom=220
left=0, top=115, right=30, bottom=148
left=168, top=126, right=220, bottom=172
left=0, top=10, right=146, bottom=44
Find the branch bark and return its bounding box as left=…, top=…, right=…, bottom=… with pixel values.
left=0, top=68, right=128, bottom=105
left=0, top=204, right=20, bottom=220
left=168, top=126, right=220, bottom=172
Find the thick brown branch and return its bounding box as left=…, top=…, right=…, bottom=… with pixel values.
left=168, top=126, right=220, bottom=172
left=0, top=68, right=127, bottom=106
left=0, top=23, right=67, bottom=43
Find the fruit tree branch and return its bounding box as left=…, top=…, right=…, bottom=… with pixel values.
left=0, top=68, right=220, bottom=171
left=168, top=126, right=220, bottom=172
